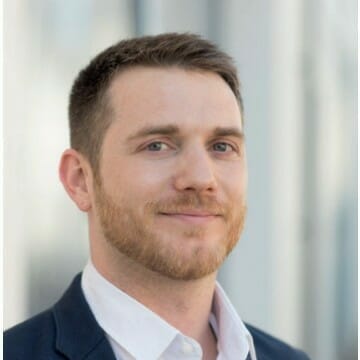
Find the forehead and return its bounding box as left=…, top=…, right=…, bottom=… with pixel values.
left=106, top=66, right=243, bottom=135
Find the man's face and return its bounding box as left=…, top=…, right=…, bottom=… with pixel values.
left=93, top=67, right=247, bottom=280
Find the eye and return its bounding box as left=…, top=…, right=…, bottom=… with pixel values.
left=145, top=141, right=170, bottom=151
left=212, top=142, right=235, bottom=153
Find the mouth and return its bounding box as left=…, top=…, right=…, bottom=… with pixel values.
left=158, top=210, right=222, bottom=224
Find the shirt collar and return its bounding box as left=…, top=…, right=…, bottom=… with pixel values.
left=82, top=260, right=256, bottom=360
left=212, top=283, right=257, bottom=359
left=81, top=261, right=179, bottom=360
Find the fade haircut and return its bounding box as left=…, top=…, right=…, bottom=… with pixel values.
left=69, top=32, right=243, bottom=171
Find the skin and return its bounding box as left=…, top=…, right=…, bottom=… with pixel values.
left=60, top=67, right=248, bottom=360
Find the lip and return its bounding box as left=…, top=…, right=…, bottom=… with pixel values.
left=159, top=211, right=221, bottom=224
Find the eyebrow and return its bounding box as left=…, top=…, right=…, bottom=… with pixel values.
left=126, top=124, right=244, bottom=141
left=212, top=127, right=244, bottom=140
left=127, top=125, right=180, bottom=141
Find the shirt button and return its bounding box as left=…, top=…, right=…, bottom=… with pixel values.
left=182, top=340, right=194, bottom=354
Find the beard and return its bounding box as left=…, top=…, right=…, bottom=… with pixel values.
left=94, top=179, right=247, bottom=280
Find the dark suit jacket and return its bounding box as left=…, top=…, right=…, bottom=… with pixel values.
left=4, top=274, right=310, bottom=359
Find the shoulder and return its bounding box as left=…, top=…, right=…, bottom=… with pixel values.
left=245, top=323, right=310, bottom=360
left=4, top=308, right=62, bottom=359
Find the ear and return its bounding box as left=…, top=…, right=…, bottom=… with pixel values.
left=59, top=149, right=93, bottom=212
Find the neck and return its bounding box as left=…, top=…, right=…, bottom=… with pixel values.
left=90, top=239, right=218, bottom=355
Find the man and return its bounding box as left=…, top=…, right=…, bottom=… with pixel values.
left=4, top=33, right=310, bottom=360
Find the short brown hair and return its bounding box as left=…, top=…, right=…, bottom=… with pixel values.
left=69, top=32, right=243, bottom=170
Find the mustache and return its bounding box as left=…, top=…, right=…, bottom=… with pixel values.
left=145, top=193, right=228, bottom=218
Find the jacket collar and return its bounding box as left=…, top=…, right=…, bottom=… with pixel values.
left=52, top=273, right=116, bottom=360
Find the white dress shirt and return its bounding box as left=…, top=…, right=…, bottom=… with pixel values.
left=81, top=261, right=257, bottom=360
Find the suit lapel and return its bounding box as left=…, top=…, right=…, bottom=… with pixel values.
left=52, top=273, right=116, bottom=360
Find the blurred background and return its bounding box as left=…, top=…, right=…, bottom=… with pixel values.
left=3, top=0, right=357, bottom=359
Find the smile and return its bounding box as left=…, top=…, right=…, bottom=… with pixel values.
left=159, top=211, right=221, bottom=224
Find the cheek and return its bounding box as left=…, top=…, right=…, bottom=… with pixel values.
left=218, top=163, right=248, bottom=200
left=103, top=160, right=172, bottom=201
left=133, top=161, right=174, bottom=192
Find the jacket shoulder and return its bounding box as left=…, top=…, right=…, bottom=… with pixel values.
left=246, top=323, right=310, bottom=359
left=4, top=308, right=63, bottom=359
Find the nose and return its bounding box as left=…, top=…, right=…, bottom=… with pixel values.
left=173, top=145, right=218, bottom=194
